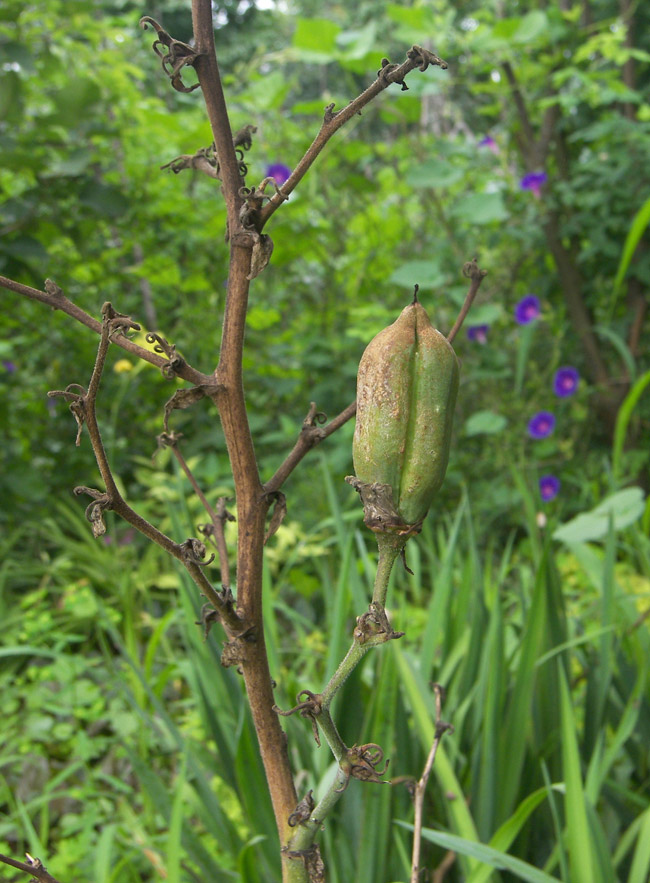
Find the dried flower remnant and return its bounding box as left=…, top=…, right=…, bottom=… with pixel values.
left=467, top=324, right=489, bottom=344
left=528, top=411, right=556, bottom=440
left=265, top=163, right=291, bottom=186
left=539, top=474, right=560, bottom=502
left=515, top=295, right=541, bottom=325
left=553, top=366, right=579, bottom=398
left=519, top=171, right=547, bottom=198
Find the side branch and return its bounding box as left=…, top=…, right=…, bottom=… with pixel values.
left=264, top=400, right=357, bottom=495
left=258, top=45, right=447, bottom=228
left=0, top=852, right=63, bottom=883
left=447, top=258, right=488, bottom=344
left=63, top=307, right=242, bottom=633
left=0, top=275, right=211, bottom=386
left=410, top=685, right=453, bottom=883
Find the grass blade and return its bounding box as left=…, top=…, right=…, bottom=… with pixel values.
left=398, top=824, right=562, bottom=883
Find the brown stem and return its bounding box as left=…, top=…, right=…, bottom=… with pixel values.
left=258, top=46, right=447, bottom=228
left=264, top=401, right=357, bottom=495
left=410, top=685, right=453, bottom=883
left=78, top=319, right=243, bottom=633
left=0, top=274, right=209, bottom=385
left=168, top=441, right=234, bottom=587
left=0, top=853, right=63, bottom=883
left=500, top=62, right=623, bottom=434
left=191, top=0, right=242, bottom=228
left=213, top=497, right=234, bottom=588
left=447, top=259, right=488, bottom=345
left=190, top=1, right=299, bottom=856
left=502, top=62, right=535, bottom=155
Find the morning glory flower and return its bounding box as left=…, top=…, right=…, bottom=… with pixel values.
left=520, top=171, right=547, bottom=198
left=478, top=135, right=499, bottom=154
left=2, top=360, right=16, bottom=373
left=528, top=411, right=556, bottom=439
left=265, top=163, right=291, bottom=186
left=514, top=295, right=541, bottom=324
left=539, top=474, right=560, bottom=501
left=553, top=366, right=579, bottom=397
left=467, top=324, right=489, bottom=344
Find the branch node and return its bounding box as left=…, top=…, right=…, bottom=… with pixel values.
left=44, top=278, right=63, bottom=298
left=101, top=302, right=140, bottom=340
left=288, top=789, right=315, bottom=827
left=281, top=844, right=326, bottom=881
left=273, top=690, right=322, bottom=746
left=221, top=625, right=257, bottom=670
left=180, top=537, right=215, bottom=567
left=323, top=102, right=338, bottom=123
left=406, top=44, right=448, bottom=72
left=337, top=742, right=391, bottom=792
left=354, top=602, right=404, bottom=644
left=146, top=333, right=187, bottom=379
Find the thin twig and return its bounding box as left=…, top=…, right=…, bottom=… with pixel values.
left=446, top=259, right=488, bottom=345
left=0, top=852, right=64, bottom=883
left=410, top=684, right=454, bottom=883
left=0, top=274, right=210, bottom=385
left=258, top=46, right=447, bottom=228
left=72, top=310, right=243, bottom=633
left=264, top=400, right=357, bottom=494
left=157, top=432, right=234, bottom=586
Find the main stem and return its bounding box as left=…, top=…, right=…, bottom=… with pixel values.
left=190, top=2, right=300, bottom=875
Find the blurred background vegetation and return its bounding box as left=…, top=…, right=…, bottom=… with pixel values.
left=1, top=0, right=649, bottom=881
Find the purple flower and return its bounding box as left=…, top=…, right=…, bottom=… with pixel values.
left=478, top=135, right=499, bottom=154
left=539, top=474, right=560, bottom=502
left=2, top=360, right=16, bottom=374
left=265, top=163, right=291, bottom=186
left=520, top=171, right=547, bottom=198
left=467, top=324, right=489, bottom=344
left=553, top=366, right=579, bottom=398
left=515, top=295, right=541, bottom=325
left=528, top=411, right=556, bottom=439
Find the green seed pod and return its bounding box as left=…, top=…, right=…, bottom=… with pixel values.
left=350, top=299, right=459, bottom=533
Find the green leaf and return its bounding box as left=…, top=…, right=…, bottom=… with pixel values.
left=514, top=11, right=548, bottom=43
left=467, top=787, right=562, bottom=883
left=0, top=70, right=23, bottom=121
left=452, top=193, right=508, bottom=225
left=464, top=410, right=507, bottom=436
left=94, top=823, right=117, bottom=883
left=612, top=370, right=650, bottom=482
left=292, top=18, right=341, bottom=62
left=559, top=663, right=597, bottom=883
left=43, top=148, right=94, bottom=178
left=78, top=182, right=129, bottom=218
left=166, top=752, right=187, bottom=883
left=388, top=259, right=446, bottom=289
left=336, top=23, right=377, bottom=60
left=628, top=807, right=650, bottom=883
left=553, top=488, right=646, bottom=544
left=593, top=324, right=637, bottom=382
left=397, top=824, right=562, bottom=883
left=612, top=194, right=650, bottom=298
left=406, top=159, right=463, bottom=189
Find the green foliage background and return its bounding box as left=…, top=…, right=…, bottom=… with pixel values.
left=1, top=0, right=650, bottom=881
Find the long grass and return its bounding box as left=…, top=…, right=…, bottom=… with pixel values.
left=1, top=454, right=649, bottom=882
